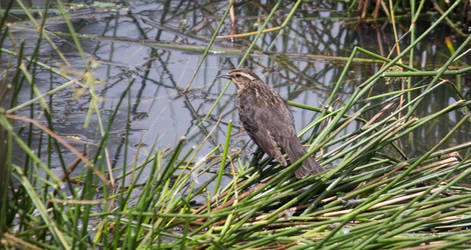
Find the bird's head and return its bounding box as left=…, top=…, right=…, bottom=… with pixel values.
left=217, top=68, right=261, bottom=89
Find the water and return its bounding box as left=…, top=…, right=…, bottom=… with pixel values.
left=4, top=1, right=470, bottom=179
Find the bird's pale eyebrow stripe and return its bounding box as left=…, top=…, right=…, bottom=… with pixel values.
left=234, top=72, right=256, bottom=81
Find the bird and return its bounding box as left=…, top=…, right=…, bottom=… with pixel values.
left=218, top=68, right=323, bottom=179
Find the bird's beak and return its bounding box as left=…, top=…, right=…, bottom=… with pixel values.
left=217, top=73, right=232, bottom=80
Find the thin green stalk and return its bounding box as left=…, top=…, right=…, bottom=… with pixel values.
left=214, top=120, right=232, bottom=196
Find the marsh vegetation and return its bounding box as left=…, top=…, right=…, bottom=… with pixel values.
left=1, top=0, right=471, bottom=249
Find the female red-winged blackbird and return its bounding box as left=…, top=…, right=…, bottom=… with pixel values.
left=218, top=68, right=322, bottom=178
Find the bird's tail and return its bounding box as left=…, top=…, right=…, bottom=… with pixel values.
left=285, top=137, right=323, bottom=179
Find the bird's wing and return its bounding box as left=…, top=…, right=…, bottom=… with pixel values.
left=238, top=91, right=288, bottom=166
left=258, top=98, right=297, bottom=144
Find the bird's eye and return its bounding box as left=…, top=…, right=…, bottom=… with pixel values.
left=235, top=73, right=241, bottom=77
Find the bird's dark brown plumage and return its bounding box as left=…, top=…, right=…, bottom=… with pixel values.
left=218, top=68, right=322, bottom=178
